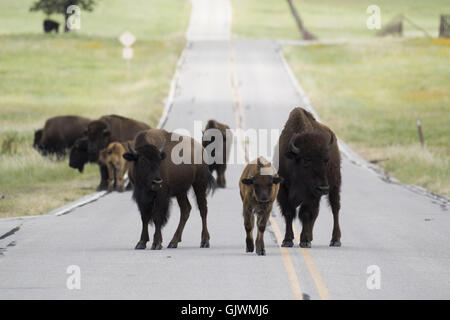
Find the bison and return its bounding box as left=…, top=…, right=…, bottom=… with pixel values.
left=43, top=19, right=59, bottom=33
left=98, top=141, right=133, bottom=192
left=239, top=157, right=282, bottom=256
left=85, top=115, right=150, bottom=190
left=202, top=119, right=231, bottom=188
left=123, top=128, right=215, bottom=250
left=34, top=115, right=91, bottom=157
left=276, top=107, right=342, bottom=248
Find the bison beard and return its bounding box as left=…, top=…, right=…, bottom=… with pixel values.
left=124, top=129, right=216, bottom=250
left=276, top=107, right=342, bottom=248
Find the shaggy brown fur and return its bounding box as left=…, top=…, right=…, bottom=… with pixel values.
left=277, top=107, right=342, bottom=248
left=98, top=141, right=134, bottom=192
left=202, top=119, right=231, bottom=188
left=239, top=157, right=282, bottom=256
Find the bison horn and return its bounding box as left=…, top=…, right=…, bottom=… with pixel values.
left=159, top=139, right=167, bottom=153
left=128, top=142, right=137, bottom=155
left=289, top=136, right=300, bottom=155
left=328, top=133, right=334, bottom=151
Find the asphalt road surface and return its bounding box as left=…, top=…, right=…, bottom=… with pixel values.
left=1, top=0, right=449, bottom=300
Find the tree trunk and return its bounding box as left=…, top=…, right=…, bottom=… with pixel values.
left=64, top=12, right=70, bottom=32
left=286, top=0, right=317, bottom=40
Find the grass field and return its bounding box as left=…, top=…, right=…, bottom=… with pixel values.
left=232, top=0, right=449, bottom=40
left=232, top=0, right=450, bottom=196
left=0, top=0, right=191, bottom=217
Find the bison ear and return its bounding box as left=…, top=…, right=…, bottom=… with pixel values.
left=284, top=151, right=297, bottom=159
left=273, top=176, right=283, bottom=184
left=160, top=152, right=166, bottom=160
left=123, top=152, right=138, bottom=162
left=241, top=178, right=253, bottom=185
left=103, top=129, right=111, bottom=137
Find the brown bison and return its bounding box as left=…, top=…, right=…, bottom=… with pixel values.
left=239, top=157, right=282, bottom=256
left=202, top=119, right=231, bottom=188
left=276, top=107, right=342, bottom=248
left=98, top=141, right=133, bottom=192
left=34, top=115, right=91, bottom=157
left=85, top=115, right=150, bottom=190
left=123, top=129, right=215, bottom=250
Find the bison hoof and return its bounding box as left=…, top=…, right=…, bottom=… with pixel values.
left=281, top=239, right=294, bottom=247
left=300, top=241, right=311, bottom=248
left=200, top=242, right=210, bottom=248
left=256, top=249, right=266, bottom=256
left=168, top=242, right=178, bottom=249
left=135, top=242, right=146, bottom=250
left=246, top=245, right=254, bottom=253
left=329, top=240, right=341, bottom=247
left=151, top=243, right=163, bottom=250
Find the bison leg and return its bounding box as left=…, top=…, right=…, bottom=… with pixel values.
left=135, top=214, right=151, bottom=250
left=151, top=218, right=163, bottom=250
left=255, top=210, right=270, bottom=256
left=106, top=164, right=115, bottom=192
left=97, top=164, right=109, bottom=191
left=243, top=204, right=255, bottom=253
left=193, top=183, right=210, bottom=248
left=216, top=166, right=226, bottom=188
left=299, top=200, right=319, bottom=248
left=168, top=194, right=192, bottom=248
left=328, top=186, right=342, bottom=247
left=116, top=164, right=127, bottom=192
left=277, top=186, right=295, bottom=247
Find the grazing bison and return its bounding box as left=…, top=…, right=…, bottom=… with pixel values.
left=43, top=19, right=59, bottom=33
left=123, top=129, right=215, bottom=250
left=276, top=107, right=342, bottom=248
left=202, top=119, right=231, bottom=188
left=86, top=115, right=150, bottom=190
left=239, top=157, right=282, bottom=256
left=34, top=115, right=91, bottom=157
left=98, top=141, right=133, bottom=192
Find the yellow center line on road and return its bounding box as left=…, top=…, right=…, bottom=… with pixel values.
left=293, top=226, right=331, bottom=300
left=229, top=42, right=303, bottom=300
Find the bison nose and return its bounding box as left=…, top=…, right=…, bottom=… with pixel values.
left=316, top=185, right=329, bottom=195
left=257, top=199, right=270, bottom=204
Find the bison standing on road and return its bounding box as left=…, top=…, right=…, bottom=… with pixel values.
left=98, top=141, right=133, bottom=192
left=123, top=129, right=215, bottom=250
left=202, top=119, right=231, bottom=188
left=85, top=115, right=150, bottom=190
left=34, top=115, right=91, bottom=157
left=276, top=107, right=342, bottom=248
left=239, top=157, right=282, bottom=255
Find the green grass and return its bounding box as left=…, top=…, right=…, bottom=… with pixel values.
left=283, top=38, right=450, bottom=195
left=0, top=0, right=190, bottom=218
left=232, top=0, right=450, bottom=40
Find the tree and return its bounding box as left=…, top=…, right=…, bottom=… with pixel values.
left=30, top=0, right=96, bottom=32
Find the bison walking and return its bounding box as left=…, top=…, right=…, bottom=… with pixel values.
left=123, top=129, right=215, bottom=250
left=239, top=157, right=282, bottom=255
left=276, top=107, right=342, bottom=248
left=202, top=119, right=231, bottom=188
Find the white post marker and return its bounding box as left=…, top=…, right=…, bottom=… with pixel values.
left=119, top=31, right=136, bottom=78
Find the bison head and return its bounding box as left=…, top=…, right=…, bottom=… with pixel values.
left=242, top=158, right=283, bottom=204
left=123, top=141, right=166, bottom=193
left=69, top=137, right=90, bottom=173
left=86, top=120, right=112, bottom=160
left=33, top=129, right=43, bottom=152
left=284, top=132, right=334, bottom=197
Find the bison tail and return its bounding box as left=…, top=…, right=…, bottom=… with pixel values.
left=206, top=170, right=218, bottom=196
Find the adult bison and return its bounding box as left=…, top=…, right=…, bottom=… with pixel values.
left=276, top=107, right=342, bottom=248
left=202, top=119, right=231, bottom=188
left=85, top=115, right=150, bottom=190
left=34, top=115, right=91, bottom=157
left=123, top=129, right=215, bottom=250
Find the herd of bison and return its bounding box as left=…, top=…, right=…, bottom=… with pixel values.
left=33, top=108, right=342, bottom=255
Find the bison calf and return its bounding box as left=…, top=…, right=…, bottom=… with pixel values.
left=239, top=157, right=283, bottom=256
left=98, top=141, right=132, bottom=192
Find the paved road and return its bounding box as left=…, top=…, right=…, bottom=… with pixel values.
left=1, top=0, right=449, bottom=300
